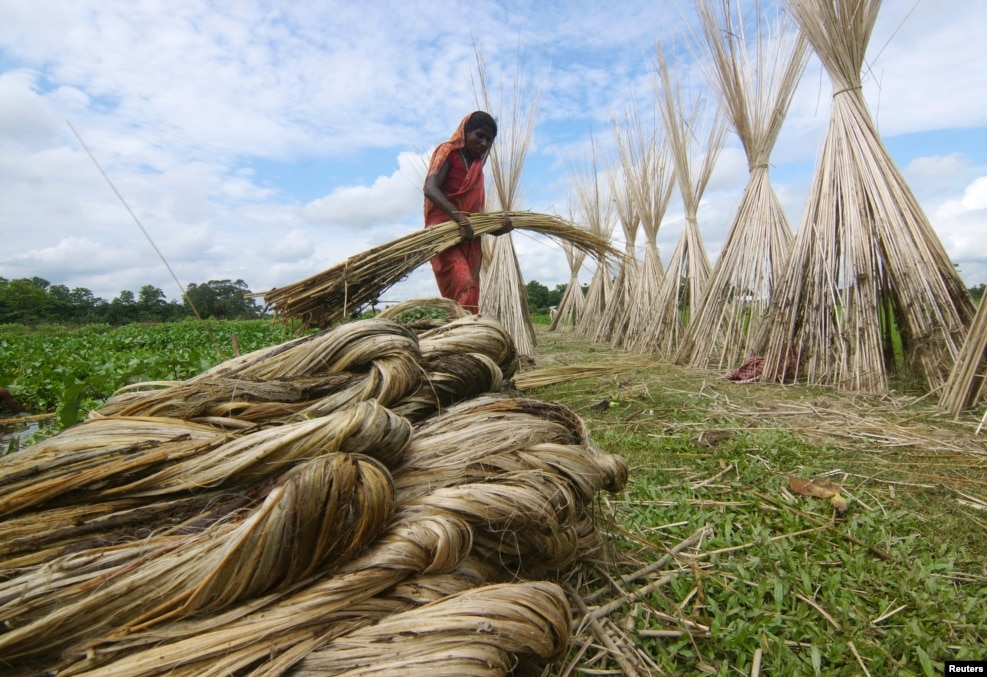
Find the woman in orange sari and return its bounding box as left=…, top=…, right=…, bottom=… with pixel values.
left=423, top=111, right=512, bottom=313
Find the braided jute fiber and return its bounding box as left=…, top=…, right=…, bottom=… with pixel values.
left=199, top=319, right=421, bottom=381
left=409, top=472, right=582, bottom=575
left=50, top=403, right=623, bottom=674
left=35, top=409, right=622, bottom=676
left=0, top=401, right=410, bottom=521
left=290, top=582, right=571, bottom=676
left=99, top=375, right=357, bottom=422
left=105, top=401, right=411, bottom=495
left=393, top=396, right=593, bottom=498
left=98, top=316, right=519, bottom=428
left=0, top=491, right=254, bottom=570
left=54, top=511, right=476, bottom=676
left=0, top=453, right=392, bottom=665
left=0, top=416, right=222, bottom=519
left=391, top=352, right=504, bottom=422
left=0, top=317, right=626, bottom=676
left=100, top=319, right=425, bottom=425
left=417, top=315, right=519, bottom=379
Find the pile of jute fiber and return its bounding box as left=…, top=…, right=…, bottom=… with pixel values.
left=0, top=313, right=627, bottom=676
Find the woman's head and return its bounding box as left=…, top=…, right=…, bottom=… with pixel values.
left=465, top=111, right=497, bottom=138
left=463, top=111, right=497, bottom=160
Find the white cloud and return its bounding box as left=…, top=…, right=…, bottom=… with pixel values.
left=302, top=151, right=426, bottom=227
left=905, top=153, right=972, bottom=182
left=926, top=176, right=987, bottom=286
left=939, top=176, right=987, bottom=216
left=4, top=237, right=128, bottom=275
left=0, top=71, right=60, bottom=147
left=269, top=229, right=314, bottom=262
left=1, top=0, right=986, bottom=305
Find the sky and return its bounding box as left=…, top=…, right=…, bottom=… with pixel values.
left=1, top=0, right=986, bottom=308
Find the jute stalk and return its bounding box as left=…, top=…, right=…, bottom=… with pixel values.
left=261, top=212, right=617, bottom=329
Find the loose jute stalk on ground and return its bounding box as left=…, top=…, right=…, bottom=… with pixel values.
left=261, top=212, right=617, bottom=328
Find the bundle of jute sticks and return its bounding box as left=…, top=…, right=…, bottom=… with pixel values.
left=259, top=212, right=619, bottom=328
left=0, top=313, right=627, bottom=676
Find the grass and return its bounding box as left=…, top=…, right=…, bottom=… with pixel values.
left=526, top=326, right=987, bottom=676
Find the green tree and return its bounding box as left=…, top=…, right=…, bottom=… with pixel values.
left=971, top=283, right=985, bottom=304
left=0, top=278, right=49, bottom=323
left=104, top=290, right=138, bottom=325
left=549, top=284, right=566, bottom=308
left=526, top=280, right=552, bottom=313
left=184, top=279, right=260, bottom=319
left=69, top=287, right=105, bottom=323
left=137, top=285, right=170, bottom=321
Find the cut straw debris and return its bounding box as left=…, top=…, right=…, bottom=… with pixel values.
left=512, top=358, right=654, bottom=391
left=261, top=212, right=617, bottom=328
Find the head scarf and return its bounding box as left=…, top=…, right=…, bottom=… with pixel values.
left=423, top=112, right=491, bottom=223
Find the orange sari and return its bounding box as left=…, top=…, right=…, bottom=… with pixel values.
left=424, top=113, right=489, bottom=313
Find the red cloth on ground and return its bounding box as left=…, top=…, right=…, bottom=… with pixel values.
left=424, top=113, right=490, bottom=314
left=723, top=356, right=765, bottom=384
left=723, top=348, right=799, bottom=384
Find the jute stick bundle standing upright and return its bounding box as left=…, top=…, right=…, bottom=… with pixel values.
left=677, top=0, right=809, bottom=372
left=751, top=0, right=973, bottom=392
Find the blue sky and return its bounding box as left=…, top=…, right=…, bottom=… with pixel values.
left=1, top=0, right=985, bottom=305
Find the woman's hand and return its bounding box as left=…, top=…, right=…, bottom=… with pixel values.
left=493, top=212, right=513, bottom=236
left=455, top=212, right=474, bottom=241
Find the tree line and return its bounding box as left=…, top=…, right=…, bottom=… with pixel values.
left=3, top=275, right=979, bottom=326
left=0, top=277, right=263, bottom=325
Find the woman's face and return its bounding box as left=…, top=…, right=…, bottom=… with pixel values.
left=464, top=124, right=495, bottom=160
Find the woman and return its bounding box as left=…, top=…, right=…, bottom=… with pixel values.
left=423, top=111, right=512, bottom=314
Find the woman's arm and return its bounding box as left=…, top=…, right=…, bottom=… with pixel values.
left=424, top=160, right=474, bottom=241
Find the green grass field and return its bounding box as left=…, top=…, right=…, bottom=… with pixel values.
left=527, top=326, right=987, bottom=676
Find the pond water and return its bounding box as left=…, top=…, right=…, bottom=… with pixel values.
left=1, top=415, right=51, bottom=454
